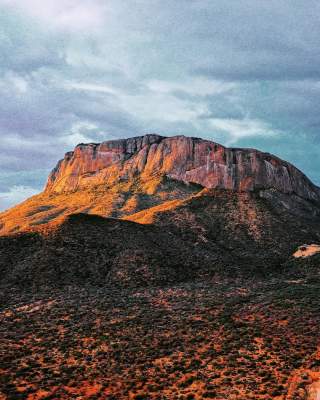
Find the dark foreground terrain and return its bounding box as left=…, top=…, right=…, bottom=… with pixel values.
left=1, top=187, right=320, bottom=399
left=1, top=254, right=320, bottom=400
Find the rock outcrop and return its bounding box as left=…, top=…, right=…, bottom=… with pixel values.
left=46, top=134, right=320, bottom=203
left=0, top=134, right=320, bottom=235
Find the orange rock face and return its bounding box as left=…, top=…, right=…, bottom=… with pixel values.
left=1, top=134, right=320, bottom=235
left=46, top=134, right=320, bottom=203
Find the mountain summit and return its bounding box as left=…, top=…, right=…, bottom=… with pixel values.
left=0, top=134, right=320, bottom=235
left=46, top=134, right=319, bottom=199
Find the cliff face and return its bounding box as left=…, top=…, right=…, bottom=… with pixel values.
left=46, top=134, right=320, bottom=203
left=0, top=134, right=320, bottom=235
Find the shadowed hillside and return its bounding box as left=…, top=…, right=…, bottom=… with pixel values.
left=1, top=189, right=320, bottom=290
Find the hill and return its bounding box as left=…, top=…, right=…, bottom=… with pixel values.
left=1, top=189, right=319, bottom=290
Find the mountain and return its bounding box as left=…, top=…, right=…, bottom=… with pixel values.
left=1, top=134, right=320, bottom=235
left=0, top=134, right=320, bottom=289
left=45, top=134, right=319, bottom=199
left=1, top=134, right=320, bottom=400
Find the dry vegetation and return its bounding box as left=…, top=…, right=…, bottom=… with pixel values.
left=1, top=274, right=320, bottom=400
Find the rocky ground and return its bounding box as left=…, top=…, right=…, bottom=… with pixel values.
left=1, top=261, right=320, bottom=400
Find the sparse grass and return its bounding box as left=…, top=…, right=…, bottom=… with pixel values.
left=1, top=278, right=320, bottom=399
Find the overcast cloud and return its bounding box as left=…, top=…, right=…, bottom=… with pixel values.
left=0, top=0, right=319, bottom=210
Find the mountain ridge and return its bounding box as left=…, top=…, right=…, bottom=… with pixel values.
left=45, top=134, right=320, bottom=200
left=0, top=133, right=319, bottom=235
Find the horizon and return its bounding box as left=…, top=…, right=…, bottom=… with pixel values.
left=0, top=0, right=320, bottom=210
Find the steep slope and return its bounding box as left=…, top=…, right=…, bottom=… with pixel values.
left=0, top=134, right=319, bottom=235
left=45, top=134, right=319, bottom=200
left=0, top=175, right=201, bottom=234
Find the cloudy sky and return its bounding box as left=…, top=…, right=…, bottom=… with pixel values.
left=0, top=0, right=319, bottom=210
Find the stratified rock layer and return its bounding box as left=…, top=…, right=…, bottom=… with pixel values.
left=46, top=134, right=320, bottom=203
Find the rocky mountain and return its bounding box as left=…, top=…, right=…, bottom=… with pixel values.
left=1, top=134, right=320, bottom=235
left=0, top=133, right=320, bottom=289
left=2, top=134, right=320, bottom=400
left=45, top=134, right=320, bottom=200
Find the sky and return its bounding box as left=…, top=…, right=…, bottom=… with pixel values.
left=0, top=0, right=319, bottom=211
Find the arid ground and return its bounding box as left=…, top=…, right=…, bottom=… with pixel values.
left=1, top=256, right=320, bottom=400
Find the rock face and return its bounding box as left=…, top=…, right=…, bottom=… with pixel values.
left=0, top=133, right=320, bottom=235
left=46, top=134, right=320, bottom=203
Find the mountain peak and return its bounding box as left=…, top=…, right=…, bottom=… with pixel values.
left=0, top=133, right=319, bottom=235
left=45, top=134, right=320, bottom=201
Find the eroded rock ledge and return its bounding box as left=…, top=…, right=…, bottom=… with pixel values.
left=46, top=134, right=320, bottom=204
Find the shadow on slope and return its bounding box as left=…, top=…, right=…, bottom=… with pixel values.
left=1, top=190, right=320, bottom=289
